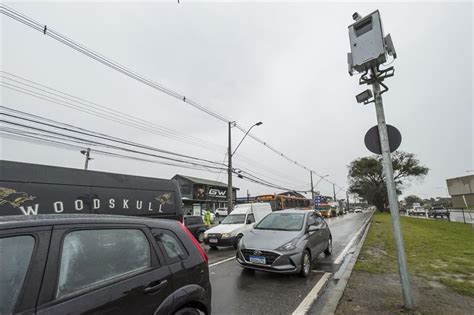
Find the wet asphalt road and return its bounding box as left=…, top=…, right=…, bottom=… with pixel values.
left=202, top=211, right=372, bottom=315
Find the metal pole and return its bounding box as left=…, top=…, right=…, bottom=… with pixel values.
left=462, top=195, right=468, bottom=224
left=227, top=122, right=233, bottom=215
left=84, top=148, right=91, bottom=170
left=346, top=192, right=350, bottom=211
left=310, top=171, right=315, bottom=204
left=247, top=189, right=250, bottom=203
left=333, top=183, right=336, bottom=202
left=371, top=67, right=414, bottom=309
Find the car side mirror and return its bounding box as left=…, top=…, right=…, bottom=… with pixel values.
left=307, top=225, right=319, bottom=233
left=246, top=219, right=252, bottom=224
left=218, top=220, right=221, bottom=224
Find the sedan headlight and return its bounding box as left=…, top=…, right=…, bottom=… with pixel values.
left=277, top=238, right=299, bottom=251
left=221, top=233, right=232, bottom=239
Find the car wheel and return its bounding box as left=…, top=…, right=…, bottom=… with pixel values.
left=210, top=245, right=218, bottom=250
left=234, top=235, right=243, bottom=249
left=197, top=232, right=204, bottom=243
left=300, top=250, right=311, bottom=278
left=174, top=307, right=203, bottom=315
left=324, top=238, right=333, bottom=256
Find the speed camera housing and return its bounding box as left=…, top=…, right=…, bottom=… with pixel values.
left=348, top=10, right=393, bottom=75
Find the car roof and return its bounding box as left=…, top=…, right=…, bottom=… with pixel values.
left=0, top=214, right=180, bottom=230
left=272, top=209, right=311, bottom=214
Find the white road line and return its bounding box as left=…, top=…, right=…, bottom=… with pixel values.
left=291, top=272, right=331, bottom=315
left=209, top=256, right=235, bottom=268
left=334, top=215, right=372, bottom=264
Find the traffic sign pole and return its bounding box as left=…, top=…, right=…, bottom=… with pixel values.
left=371, top=67, right=414, bottom=309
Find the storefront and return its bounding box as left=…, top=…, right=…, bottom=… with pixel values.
left=172, top=174, right=238, bottom=216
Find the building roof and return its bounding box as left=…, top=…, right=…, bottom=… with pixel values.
left=173, top=174, right=239, bottom=190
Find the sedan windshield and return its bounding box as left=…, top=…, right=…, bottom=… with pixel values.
left=255, top=213, right=305, bottom=231
left=221, top=214, right=246, bottom=224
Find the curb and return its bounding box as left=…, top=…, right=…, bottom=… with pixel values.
left=318, top=214, right=373, bottom=315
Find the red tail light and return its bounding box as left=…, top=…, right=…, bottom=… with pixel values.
left=179, top=222, right=208, bottom=264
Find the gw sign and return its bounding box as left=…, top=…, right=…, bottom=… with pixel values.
left=208, top=187, right=227, bottom=199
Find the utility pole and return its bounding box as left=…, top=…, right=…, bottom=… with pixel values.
left=346, top=192, right=350, bottom=210
left=227, top=121, right=263, bottom=214
left=371, top=66, right=413, bottom=308
left=227, top=121, right=233, bottom=215
left=81, top=148, right=92, bottom=170
left=310, top=171, right=315, bottom=202
left=333, top=183, right=336, bottom=202
left=247, top=189, right=250, bottom=203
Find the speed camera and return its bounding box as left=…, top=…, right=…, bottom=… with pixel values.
left=347, top=10, right=396, bottom=75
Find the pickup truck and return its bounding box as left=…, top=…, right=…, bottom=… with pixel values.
left=409, top=206, right=427, bottom=216
left=428, top=206, right=450, bottom=219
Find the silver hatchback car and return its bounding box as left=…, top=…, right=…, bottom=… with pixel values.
left=236, top=209, right=332, bottom=277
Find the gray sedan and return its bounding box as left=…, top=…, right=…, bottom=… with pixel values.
left=236, top=209, right=332, bottom=277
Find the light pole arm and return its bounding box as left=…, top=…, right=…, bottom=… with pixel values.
left=232, top=124, right=256, bottom=157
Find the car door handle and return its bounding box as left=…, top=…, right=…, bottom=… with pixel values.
left=143, top=280, right=168, bottom=294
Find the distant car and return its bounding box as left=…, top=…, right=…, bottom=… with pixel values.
left=0, top=214, right=211, bottom=315
left=184, top=215, right=207, bottom=243
left=348, top=208, right=355, bottom=213
left=429, top=206, right=450, bottom=219
left=354, top=208, right=363, bottom=213
left=236, top=209, right=332, bottom=277
left=215, top=207, right=228, bottom=217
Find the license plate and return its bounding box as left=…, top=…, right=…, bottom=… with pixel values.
left=209, top=238, right=218, bottom=244
left=249, top=255, right=266, bottom=264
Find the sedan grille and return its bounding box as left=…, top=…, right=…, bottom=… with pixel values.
left=241, top=248, right=280, bottom=265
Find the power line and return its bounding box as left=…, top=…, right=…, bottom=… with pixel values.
left=0, top=73, right=310, bottom=187
left=1, top=107, right=225, bottom=166
left=0, top=4, right=346, bottom=192
left=0, top=129, right=226, bottom=174
left=2, top=111, right=307, bottom=191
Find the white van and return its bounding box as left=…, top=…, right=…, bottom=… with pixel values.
left=203, top=203, right=272, bottom=249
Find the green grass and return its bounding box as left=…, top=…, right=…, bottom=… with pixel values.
left=355, top=212, right=474, bottom=296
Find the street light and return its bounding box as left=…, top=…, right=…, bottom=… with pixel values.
left=231, top=121, right=263, bottom=157
left=227, top=121, right=263, bottom=213
left=314, top=174, right=329, bottom=188
left=80, top=148, right=93, bottom=170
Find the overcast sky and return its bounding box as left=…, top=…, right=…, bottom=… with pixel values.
left=1, top=1, right=472, bottom=201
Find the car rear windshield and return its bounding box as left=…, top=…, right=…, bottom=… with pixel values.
left=255, top=213, right=305, bottom=231
left=221, top=214, right=246, bottom=224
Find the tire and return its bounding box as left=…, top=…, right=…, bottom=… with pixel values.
left=210, top=245, right=218, bottom=250
left=174, top=307, right=202, bottom=315
left=324, top=238, right=333, bottom=256
left=197, top=232, right=204, bottom=243
left=300, top=250, right=311, bottom=278
left=234, top=235, right=243, bottom=249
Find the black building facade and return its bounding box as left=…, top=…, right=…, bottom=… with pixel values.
left=172, top=175, right=238, bottom=215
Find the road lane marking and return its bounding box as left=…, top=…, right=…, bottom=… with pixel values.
left=291, top=272, right=331, bottom=315
left=209, top=256, right=235, bottom=268
left=333, top=214, right=372, bottom=264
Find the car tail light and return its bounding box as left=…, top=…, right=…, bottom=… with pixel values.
left=179, top=222, right=208, bottom=264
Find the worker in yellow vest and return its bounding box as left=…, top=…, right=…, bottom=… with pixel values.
left=204, top=209, right=212, bottom=227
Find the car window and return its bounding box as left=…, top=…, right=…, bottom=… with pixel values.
left=57, top=229, right=150, bottom=298
left=247, top=214, right=255, bottom=223
left=315, top=216, right=324, bottom=226
left=153, top=229, right=188, bottom=263
left=255, top=213, right=305, bottom=231
left=0, top=235, right=35, bottom=314
left=307, top=213, right=316, bottom=226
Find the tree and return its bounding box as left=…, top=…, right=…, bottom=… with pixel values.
left=348, top=151, right=429, bottom=212
left=405, top=195, right=423, bottom=207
